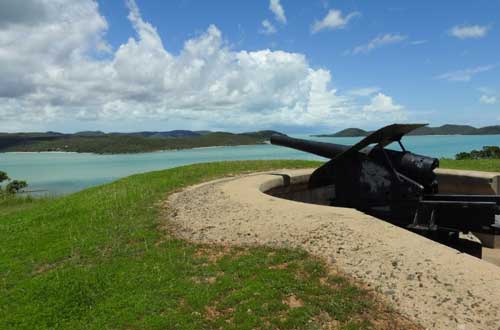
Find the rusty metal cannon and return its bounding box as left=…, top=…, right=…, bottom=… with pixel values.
left=271, top=124, right=500, bottom=240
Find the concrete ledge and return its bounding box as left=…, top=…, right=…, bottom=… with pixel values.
left=435, top=168, right=500, bottom=195
left=435, top=168, right=500, bottom=248
left=266, top=168, right=500, bottom=248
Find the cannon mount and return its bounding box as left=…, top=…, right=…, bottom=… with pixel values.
left=271, top=124, right=500, bottom=239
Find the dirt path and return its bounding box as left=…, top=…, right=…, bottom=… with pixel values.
left=166, top=169, right=500, bottom=330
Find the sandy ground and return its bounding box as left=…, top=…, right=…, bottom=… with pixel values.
left=166, top=169, right=500, bottom=330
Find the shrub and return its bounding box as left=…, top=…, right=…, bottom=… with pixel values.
left=6, top=180, right=27, bottom=194
left=455, top=146, right=500, bottom=160
left=0, top=171, right=27, bottom=195
left=0, top=171, right=9, bottom=183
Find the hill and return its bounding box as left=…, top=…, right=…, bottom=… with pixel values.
left=240, top=130, right=285, bottom=139
left=314, top=128, right=369, bottom=137
left=0, top=130, right=282, bottom=154
left=313, top=124, right=500, bottom=137
left=408, top=124, right=477, bottom=136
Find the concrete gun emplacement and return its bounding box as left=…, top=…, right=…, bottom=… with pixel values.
left=271, top=124, right=500, bottom=242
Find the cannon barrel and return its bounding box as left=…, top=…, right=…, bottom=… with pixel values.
left=271, top=134, right=439, bottom=188
left=270, top=135, right=349, bottom=159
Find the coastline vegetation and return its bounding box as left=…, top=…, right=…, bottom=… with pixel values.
left=455, top=146, right=500, bottom=160
left=0, top=131, right=282, bottom=154
left=437, top=146, right=500, bottom=172
left=0, top=160, right=422, bottom=330
left=0, top=170, right=28, bottom=208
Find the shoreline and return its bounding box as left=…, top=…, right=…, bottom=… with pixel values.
left=2, top=133, right=499, bottom=156
left=0, top=142, right=267, bottom=156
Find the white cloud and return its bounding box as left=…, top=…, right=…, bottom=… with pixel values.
left=480, top=95, right=497, bottom=105
left=477, top=87, right=495, bottom=95
left=0, top=0, right=49, bottom=28
left=348, top=87, right=380, bottom=97
left=0, top=0, right=406, bottom=132
left=436, top=65, right=495, bottom=82
left=260, top=19, right=276, bottom=35
left=311, top=9, right=359, bottom=34
left=269, top=0, right=286, bottom=24
left=449, top=25, right=489, bottom=39
left=349, top=34, right=407, bottom=55
left=363, top=93, right=405, bottom=114
left=410, top=40, right=427, bottom=45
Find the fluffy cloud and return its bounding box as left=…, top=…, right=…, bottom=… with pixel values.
left=436, top=65, right=495, bottom=82
left=449, top=25, right=489, bottom=39
left=480, top=95, right=497, bottom=105
left=311, top=9, right=359, bottom=34
left=0, top=0, right=49, bottom=28
left=363, top=93, right=404, bottom=115
left=269, top=0, right=286, bottom=24
left=260, top=19, right=277, bottom=35
left=349, top=34, right=407, bottom=55
left=0, top=0, right=406, bottom=132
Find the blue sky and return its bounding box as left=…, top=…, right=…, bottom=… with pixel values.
left=0, top=0, right=498, bottom=133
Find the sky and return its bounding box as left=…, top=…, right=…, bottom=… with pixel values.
left=0, top=0, right=498, bottom=133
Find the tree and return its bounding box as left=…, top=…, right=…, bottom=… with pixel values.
left=6, top=180, right=27, bottom=194
left=455, top=146, right=500, bottom=160
left=0, top=171, right=27, bottom=195
left=0, top=171, right=9, bottom=183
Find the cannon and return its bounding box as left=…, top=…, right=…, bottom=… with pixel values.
left=271, top=124, right=500, bottom=240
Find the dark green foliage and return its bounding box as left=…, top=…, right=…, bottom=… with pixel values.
left=0, top=171, right=27, bottom=196
left=0, top=171, right=9, bottom=183
left=455, top=146, right=500, bottom=160
left=5, top=180, right=27, bottom=194
left=0, top=131, right=281, bottom=154
left=240, top=130, right=285, bottom=139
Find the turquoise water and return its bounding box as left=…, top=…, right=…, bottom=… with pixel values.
left=1, top=134, right=500, bottom=195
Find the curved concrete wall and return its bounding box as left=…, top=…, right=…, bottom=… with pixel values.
left=168, top=168, right=500, bottom=330
left=265, top=168, right=500, bottom=248
left=435, top=168, right=500, bottom=195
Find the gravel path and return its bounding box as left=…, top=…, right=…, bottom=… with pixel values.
left=166, top=169, right=500, bottom=330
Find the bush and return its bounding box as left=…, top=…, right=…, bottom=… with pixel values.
left=6, top=180, right=27, bottom=194
left=455, top=146, right=500, bottom=160
left=0, top=171, right=27, bottom=195
left=0, top=171, right=9, bottom=183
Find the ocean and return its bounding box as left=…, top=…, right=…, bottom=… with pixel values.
left=1, top=134, right=500, bottom=195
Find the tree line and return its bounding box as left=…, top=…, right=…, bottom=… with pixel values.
left=455, top=146, right=500, bottom=160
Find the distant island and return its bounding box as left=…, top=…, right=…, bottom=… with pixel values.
left=313, top=124, right=500, bottom=137
left=0, top=130, right=283, bottom=154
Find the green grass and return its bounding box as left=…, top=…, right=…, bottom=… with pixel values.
left=0, top=194, right=52, bottom=218
left=440, top=158, right=500, bottom=172
left=0, top=160, right=409, bottom=330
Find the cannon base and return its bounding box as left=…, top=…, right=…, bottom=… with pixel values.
left=266, top=168, right=500, bottom=253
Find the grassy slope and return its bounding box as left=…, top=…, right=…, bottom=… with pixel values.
left=440, top=158, right=500, bottom=172
left=0, top=195, right=48, bottom=218
left=0, top=160, right=418, bottom=330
